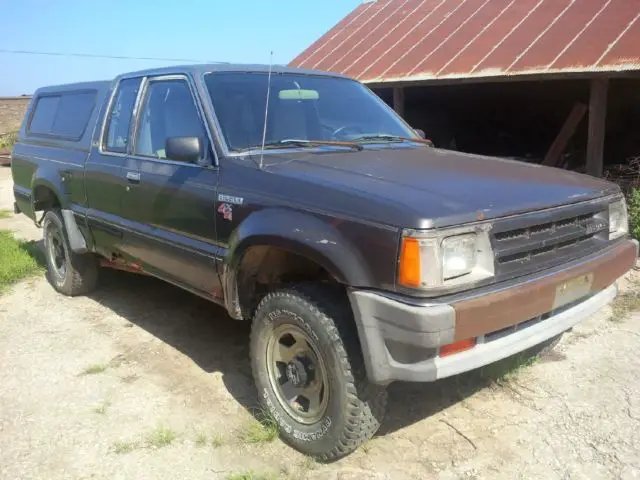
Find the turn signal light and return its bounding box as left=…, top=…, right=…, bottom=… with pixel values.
left=399, top=237, right=421, bottom=288
left=439, top=338, right=476, bottom=357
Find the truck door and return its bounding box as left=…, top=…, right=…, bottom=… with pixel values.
left=85, top=77, right=142, bottom=257
left=119, top=75, right=223, bottom=298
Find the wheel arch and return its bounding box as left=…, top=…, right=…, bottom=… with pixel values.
left=223, top=209, right=370, bottom=319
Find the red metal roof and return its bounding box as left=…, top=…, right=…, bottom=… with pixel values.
left=290, top=0, right=640, bottom=84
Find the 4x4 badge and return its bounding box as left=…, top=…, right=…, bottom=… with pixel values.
left=217, top=203, right=233, bottom=221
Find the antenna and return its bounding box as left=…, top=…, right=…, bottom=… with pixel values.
left=259, top=51, right=274, bottom=170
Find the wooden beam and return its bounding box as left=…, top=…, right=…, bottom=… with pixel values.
left=586, top=78, right=609, bottom=177
left=393, top=87, right=405, bottom=117
left=542, top=103, right=587, bottom=167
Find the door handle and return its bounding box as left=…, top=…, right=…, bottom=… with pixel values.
left=126, top=171, right=141, bottom=183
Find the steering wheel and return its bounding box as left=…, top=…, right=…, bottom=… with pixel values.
left=330, top=124, right=365, bottom=140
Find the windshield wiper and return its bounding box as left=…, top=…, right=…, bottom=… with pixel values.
left=351, top=134, right=433, bottom=146
left=243, top=139, right=363, bottom=152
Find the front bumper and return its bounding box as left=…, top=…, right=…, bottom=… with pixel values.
left=349, top=239, right=638, bottom=384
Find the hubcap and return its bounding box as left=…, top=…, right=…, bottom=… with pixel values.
left=46, top=225, right=67, bottom=279
left=266, top=324, right=329, bottom=424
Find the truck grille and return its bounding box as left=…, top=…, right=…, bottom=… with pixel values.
left=491, top=200, right=611, bottom=279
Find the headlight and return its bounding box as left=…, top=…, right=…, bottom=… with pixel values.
left=609, top=198, right=629, bottom=240
left=399, top=227, right=494, bottom=291
left=442, top=234, right=477, bottom=280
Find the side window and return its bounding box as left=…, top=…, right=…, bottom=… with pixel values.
left=29, top=96, right=61, bottom=135
left=104, top=78, right=141, bottom=153
left=134, top=79, right=206, bottom=161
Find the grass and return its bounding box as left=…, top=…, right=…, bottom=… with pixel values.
left=226, top=471, right=278, bottom=480
left=478, top=352, right=540, bottom=383
left=81, top=364, right=107, bottom=375
left=211, top=433, right=224, bottom=448
left=237, top=411, right=279, bottom=444
left=195, top=431, right=208, bottom=447
left=93, top=402, right=110, bottom=415
left=611, top=289, right=640, bottom=323
left=145, top=425, right=176, bottom=448
left=113, top=441, right=138, bottom=454
left=0, top=132, right=17, bottom=149
left=0, top=230, right=44, bottom=293
left=0, top=209, right=12, bottom=219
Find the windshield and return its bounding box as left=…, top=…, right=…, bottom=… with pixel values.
left=204, top=72, right=416, bottom=152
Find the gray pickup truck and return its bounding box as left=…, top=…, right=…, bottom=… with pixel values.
left=11, top=63, right=637, bottom=460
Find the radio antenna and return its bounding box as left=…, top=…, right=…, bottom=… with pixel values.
left=259, top=50, right=274, bottom=170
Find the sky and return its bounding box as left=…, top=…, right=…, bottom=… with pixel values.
left=1, top=0, right=361, bottom=96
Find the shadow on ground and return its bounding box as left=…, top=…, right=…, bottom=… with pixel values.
left=84, top=268, right=544, bottom=437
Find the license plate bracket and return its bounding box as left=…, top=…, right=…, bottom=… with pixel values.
left=553, top=273, right=594, bottom=310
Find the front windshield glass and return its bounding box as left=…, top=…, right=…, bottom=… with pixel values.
left=204, top=72, right=416, bottom=152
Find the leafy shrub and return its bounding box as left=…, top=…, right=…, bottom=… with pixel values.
left=627, top=188, right=640, bottom=241
left=0, top=132, right=18, bottom=150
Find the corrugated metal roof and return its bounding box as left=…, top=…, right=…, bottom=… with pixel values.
left=289, top=0, right=640, bottom=84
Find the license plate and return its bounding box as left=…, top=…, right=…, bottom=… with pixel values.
left=553, top=273, right=594, bottom=309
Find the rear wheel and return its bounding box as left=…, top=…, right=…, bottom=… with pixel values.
left=43, top=210, right=98, bottom=296
left=250, top=285, right=387, bottom=461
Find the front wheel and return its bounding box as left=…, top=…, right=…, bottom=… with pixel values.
left=250, top=285, right=387, bottom=461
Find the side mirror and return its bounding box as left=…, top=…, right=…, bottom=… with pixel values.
left=165, top=136, right=203, bottom=163
left=414, top=129, right=426, bottom=139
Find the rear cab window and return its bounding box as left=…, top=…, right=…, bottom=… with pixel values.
left=28, top=91, right=97, bottom=140
left=103, top=78, right=142, bottom=154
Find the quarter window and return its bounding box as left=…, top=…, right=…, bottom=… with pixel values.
left=28, top=91, right=96, bottom=140
left=134, top=79, right=206, bottom=161
left=104, top=78, right=141, bottom=153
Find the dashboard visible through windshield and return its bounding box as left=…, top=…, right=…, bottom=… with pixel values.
left=203, top=72, right=417, bottom=152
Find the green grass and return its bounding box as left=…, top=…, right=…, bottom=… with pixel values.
left=237, top=411, right=279, bottom=444
left=195, top=431, right=208, bottom=447
left=611, top=290, right=640, bottom=323
left=478, top=352, right=540, bottom=383
left=113, top=440, right=139, bottom=454
left=0, top=132, right=17, bottom=149
left=211, top=433, right=224, bottom=448
left=226, top=471, right=278, bottom=480
left=0, top=209, right=12, bottom=219
left=145, top=426, right=176, bottom=448
left=81, top=364, right=107, bottom=375
left=93, top=401, right=110, bottom=415
left=0, top=230, right=44, bottom=293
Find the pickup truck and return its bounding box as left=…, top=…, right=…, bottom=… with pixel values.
left=11, top=64, right=637, bottom=460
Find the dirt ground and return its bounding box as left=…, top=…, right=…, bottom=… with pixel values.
left=1, top=165, right=639, bottom=480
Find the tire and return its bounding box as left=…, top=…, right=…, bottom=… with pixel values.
left=42, top=209, right=98, bottom=296
left=250, top=284, right=387, bottom=461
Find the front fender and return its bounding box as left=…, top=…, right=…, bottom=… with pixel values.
left=223, top=208, right=371, bottom=318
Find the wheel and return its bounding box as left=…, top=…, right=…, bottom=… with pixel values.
left=250, top=285, right=387, bottom=461
left=42, top=209, right=98, bottom=296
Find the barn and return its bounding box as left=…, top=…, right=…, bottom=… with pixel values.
left=290, top=0, right=640, bottom=182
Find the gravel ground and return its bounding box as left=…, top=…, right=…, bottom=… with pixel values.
left=1, top=166, right=639, bottom=480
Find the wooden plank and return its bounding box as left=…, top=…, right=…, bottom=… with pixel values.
left=542, top=102, right=587, bottom=167
left=393, top=87, right=405, bottom=117
left=586, top=78, right=609, bottom=177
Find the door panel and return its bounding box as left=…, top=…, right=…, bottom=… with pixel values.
left=119, top=75, right=223, bottom=297
left=85, top=77, right=142, bottom=256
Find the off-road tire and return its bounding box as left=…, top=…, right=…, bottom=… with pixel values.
left=250, top=284, right=387, bottom=461
left=42, top=209, right=98, bottom=296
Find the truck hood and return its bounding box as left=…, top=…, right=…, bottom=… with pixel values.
left=262, top=146, right=619, bottom=228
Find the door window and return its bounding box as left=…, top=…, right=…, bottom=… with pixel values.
left=103, top=78, right=141, bottom=153
left=134, top=79, right=206, bottom=161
